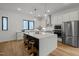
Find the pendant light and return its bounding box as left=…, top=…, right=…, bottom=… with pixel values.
left=33, top=8, right=37, bottom=21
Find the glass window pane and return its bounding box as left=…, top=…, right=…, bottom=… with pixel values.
left=23, top=20, right=28, bottom=29
left=29, top=21, right=34, bottom=29
left=2, top=17, right=8, bottom=31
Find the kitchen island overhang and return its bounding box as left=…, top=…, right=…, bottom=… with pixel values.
left=23, top=32, right=57, bottom=56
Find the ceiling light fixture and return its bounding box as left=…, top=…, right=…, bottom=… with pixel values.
left=30, top=12, right=33, bottom=14
left=44, top=14, right=47, bottom=17
left=33, top=8, right=37, bottom=20
left=17, top=8, right=22, bottom=11
left=38, top=14, right=41, bottom=17
left=47, top=10, right=50, bottom=12
left=44, top=4, right=48, bottom=17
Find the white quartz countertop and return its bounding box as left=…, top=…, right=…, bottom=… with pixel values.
left=25, top=32, right=57, bottom=39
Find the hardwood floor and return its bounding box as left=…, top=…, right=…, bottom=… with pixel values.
left=50, top=42, right=79, bottom=56
left=0, top=40, right=79, bottom=56
left=0, top=40, right=29, bottom=56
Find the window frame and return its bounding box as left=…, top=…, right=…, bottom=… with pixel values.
left=28, top=20, right=34, bottom=30
left=23, top=20, right=29, bottom=30
left=23, top=20, right=34, bottom=30
left=2, top=16, right=8, bottom=31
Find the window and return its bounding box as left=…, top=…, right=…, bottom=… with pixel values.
left=23, top=20, right=34, bottom=30
left=2, top=16, right=8, bottom=31
left=29, top=21, right=34, bottom=30
left=23, top=20, right=28, bottom=30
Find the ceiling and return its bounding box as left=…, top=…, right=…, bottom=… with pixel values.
left=0, top=3, right=79, bottom=17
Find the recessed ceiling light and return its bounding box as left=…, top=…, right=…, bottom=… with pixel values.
left=38, top=15, right=41, bottom=17
left=30, top=12, right=33, bottom=14
left=17, top=8, right=22, bottom=11
left=63, top=3, right=71, bottom=5
left=47, top=10, right=50, bottom=12
left=44, top=14, right=47, bottom=16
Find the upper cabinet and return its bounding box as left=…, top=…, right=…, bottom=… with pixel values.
left=51, top=15, right=63, bottom=25
left=63, top=11, right=79, bottom=21
left=51, top=11, right=79, bottom=25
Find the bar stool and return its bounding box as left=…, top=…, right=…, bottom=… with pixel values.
left=28, top=40, right=36, bottom=56
left=28, top=40, right=35, bottom=49
left=24, top=39, right=29, bottom=48
left=23, top=34, right=29, bottom=49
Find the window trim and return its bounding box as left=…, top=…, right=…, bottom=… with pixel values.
left=2, top=16, right=8, bottom=31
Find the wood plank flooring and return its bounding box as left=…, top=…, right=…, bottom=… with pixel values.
left=50, top=42, right=79, bottom=56
left=0, top=40, right=79, bottom=56
left=0, top=40, right=29, bottom=56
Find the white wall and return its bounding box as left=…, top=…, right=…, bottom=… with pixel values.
left=0, top=10, right=36, bottom=42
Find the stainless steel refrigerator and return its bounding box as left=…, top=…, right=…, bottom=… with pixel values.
left=62, top=21, right=79, bottom=48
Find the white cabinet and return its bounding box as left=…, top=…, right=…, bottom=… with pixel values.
left=51, top=11, right=79, bottom=25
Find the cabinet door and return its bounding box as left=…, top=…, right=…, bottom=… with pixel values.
left=74, top=21, right=79, bottom=36
left=64, top=22, right=72, bottom=36
left=77, top=37, right=79, bottom=48
left=72, top=37, right=77, bottom=47
left=65, top=37, right=72, bottom=46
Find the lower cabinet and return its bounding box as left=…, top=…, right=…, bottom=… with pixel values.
left=64, top=36, right=79, bottom=48
left=65, top=37, right=72, bottom=46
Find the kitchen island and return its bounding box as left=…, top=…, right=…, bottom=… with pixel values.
left=23, top=32, right=57, bottom=56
